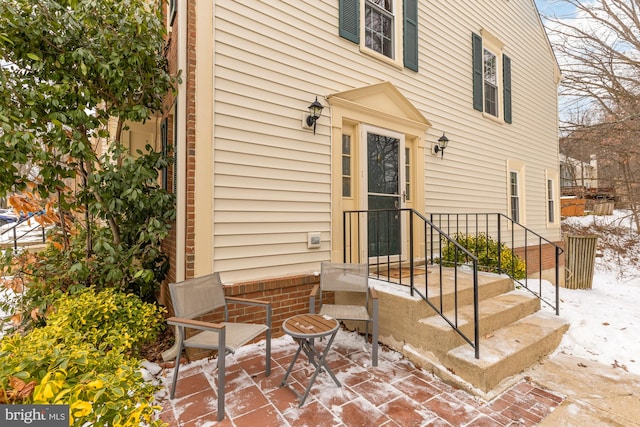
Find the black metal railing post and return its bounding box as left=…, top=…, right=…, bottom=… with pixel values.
left=343, top=208, right=481, bottom=359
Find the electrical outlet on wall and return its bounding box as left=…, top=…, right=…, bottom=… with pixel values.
left=307, top=232, right=321, bottom=249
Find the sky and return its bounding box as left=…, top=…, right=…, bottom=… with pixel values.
left=534, top=0, right=577, bottom=17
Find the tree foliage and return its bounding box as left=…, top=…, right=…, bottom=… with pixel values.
left=0, top=0, right=179, bottom=312
left=543, top=0, right=640, bottom=228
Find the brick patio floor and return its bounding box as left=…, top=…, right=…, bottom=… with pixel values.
left=153, top=330, right=564, bottom=426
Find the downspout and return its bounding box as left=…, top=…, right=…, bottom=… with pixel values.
left=162, top=0, right=188, bottom=363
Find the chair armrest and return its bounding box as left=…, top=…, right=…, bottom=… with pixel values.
left=224, top=297, right=272, bottom=327
left=225, top=296, right=270, bottom=308
left=309, top=284, right=320, bottom=314
left=309, top=284, right=319, bottom=297
left=167, top=316, right=225, bottom=332
left=369, top=287, right=379, bottom=299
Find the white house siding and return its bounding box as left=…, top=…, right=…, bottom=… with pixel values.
left=199, top=0, right=560, bottom=281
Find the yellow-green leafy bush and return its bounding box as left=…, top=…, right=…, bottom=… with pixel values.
left=47, top=287, right=166, bottom=354
left=0, top=289, right=166, bottom=426
left=440, top=233, right=527, bottom=280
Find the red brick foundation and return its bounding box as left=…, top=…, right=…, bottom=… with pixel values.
left=513, top=241, right=565, bottom=275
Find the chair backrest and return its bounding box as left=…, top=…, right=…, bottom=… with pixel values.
left=320, top=262, right=369, bottom=293
left=169, top=272, right=227, bottom=319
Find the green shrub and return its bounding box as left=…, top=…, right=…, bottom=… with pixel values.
left=440, top=232, right=527, bottom=280
left=0, top=290, right=167, bottom=426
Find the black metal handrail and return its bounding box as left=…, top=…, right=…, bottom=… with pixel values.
left=343, top=208, right=481, bottom=359
left=429, top=213, right=563, bottom=315
left=0, top=212, right=47, bottom=251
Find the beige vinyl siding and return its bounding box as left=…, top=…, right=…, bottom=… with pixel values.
left=200, top=0, right=560, bottom=280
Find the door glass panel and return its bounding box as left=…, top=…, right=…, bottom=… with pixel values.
left=367, top=133, right=401, bottom=257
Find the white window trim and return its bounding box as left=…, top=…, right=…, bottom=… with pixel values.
left=360, top=0, right=404, bottom=68
left=507, top=159, right=526, bottom=226
left=545, top=169, right=561, bottom=228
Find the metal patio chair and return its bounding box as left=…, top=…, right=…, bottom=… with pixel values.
left=167, top=272, right=271, bottom=421
left=309, top=262, right=379, bottom=366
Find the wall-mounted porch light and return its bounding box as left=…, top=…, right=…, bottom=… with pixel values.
left=306, top=96, right=324, bottom=134
left=434, top=132, right=449, bottom=158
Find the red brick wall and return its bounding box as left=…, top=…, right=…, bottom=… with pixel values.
left=184, top=1, right=197, bottom=280
left=164, top=273, right=334, bottom=361
left=161, top=0, right=198, bottom=292
left=514, top=241, right=565, bottom=275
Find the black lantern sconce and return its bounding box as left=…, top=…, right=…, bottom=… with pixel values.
left=306, top=96, right=324, bottom=134
left=434, top=132, right=449, bottom=158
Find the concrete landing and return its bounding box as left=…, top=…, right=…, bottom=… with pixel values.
left=528, top=352, right=640, bottom=427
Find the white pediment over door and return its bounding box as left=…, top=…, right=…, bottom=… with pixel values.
left=327, top=81, right=431, bottom=130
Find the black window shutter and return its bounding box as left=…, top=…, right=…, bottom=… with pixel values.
left=403, top=0, right=418, bottom=71
left=339, top=0, right=360, bottom=44
left=503, top=54, right=512, bottom=124
left=472, top=33, right=483, bottom=112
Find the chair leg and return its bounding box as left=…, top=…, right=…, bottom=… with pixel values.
left=265, top=327, right=272, bottom=376
left=372, top=302, right=379, bottom=367
left=217, top=336, right=226, bottom=421
left=169, top=341, right=184, bottom=399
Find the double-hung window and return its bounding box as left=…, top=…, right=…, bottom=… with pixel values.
left=546, top=170, right=559, bottom=226
left=339, top=0, right=419, bottom=71
left=510, top=171, right=520, bottom=223
left=365, top=0, right=394, bottom=59
left=473, top=31, right=512, bottom=123
left=483, top=49, right=498, bottom=116
left=507, top=160, right=525, bottom=225
left=547, top=179, right=555, bottom=223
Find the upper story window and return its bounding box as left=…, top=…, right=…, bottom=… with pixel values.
left=365, top=0, right=394, bottom=59
left=339, top=0, right=418, bottom=71
left=483, top=48, right=498, bottom=116
left=472, top=31, right=512, bottom=123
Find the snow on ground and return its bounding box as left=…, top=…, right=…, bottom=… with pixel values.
left=546, top=210, right=640, bottom=376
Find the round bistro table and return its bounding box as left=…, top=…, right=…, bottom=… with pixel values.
left=280, top=313, right=342, bottom=406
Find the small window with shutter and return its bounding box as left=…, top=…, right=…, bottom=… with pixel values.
left=472, top=32, right=512, bottom=123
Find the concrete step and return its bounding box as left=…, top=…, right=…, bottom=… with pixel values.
left=417, top=291, right=541, bottom=359
left=420, top=269, right=515, bottom=313
left=376, top=270, right=515, bottom=339
left=443, top=311, right=570, bottom=392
